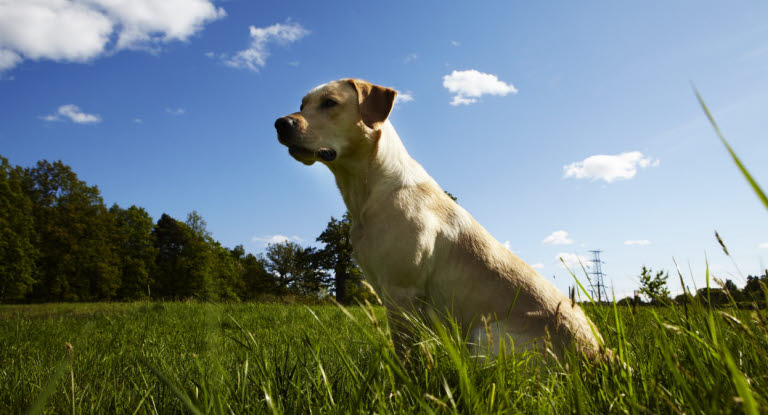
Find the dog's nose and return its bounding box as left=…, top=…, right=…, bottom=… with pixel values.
left=274, top=117, right=296, bottom=137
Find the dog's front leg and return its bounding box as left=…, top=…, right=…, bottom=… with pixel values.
left=382, top=292, right=430, bottom=363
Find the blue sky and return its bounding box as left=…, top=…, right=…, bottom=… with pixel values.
left=1, top=1, right=767, bottom=298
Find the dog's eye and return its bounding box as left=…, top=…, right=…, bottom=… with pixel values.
left=321, top=99, right=337, bottom=109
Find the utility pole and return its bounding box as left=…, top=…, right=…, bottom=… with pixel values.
left=588, top=250, right=609, bottom=302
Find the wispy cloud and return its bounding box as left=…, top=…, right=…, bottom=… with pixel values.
left=165, top=107, right=185, bottom=116
left=252, top=234, right=304, bottom=246
left=393, top=90, right=414, bottom=108
left=224, top=22, right=308, bottom=72
left=0, top=49, right=22, bottom=72
left=404, top=53, right=418, bottom=63
left=442, top=69, right=517, bottom=106
left=563, top=151, right=659, bottom=183
left=40, top=104, right=101, bottom=124
left=625, top=239, right=652, bottom=246
left=0, top=0, right=225, bottom=74
left=759, top=242, right=768, bottom=249
left=542, top=230, right=573, bottom=245
left=531, top=263, right=544, bottom=270
left=450, top=40, right=460, bottom=47
left=133, top=118, right=143, bottom=124
left=502, top=240, right=513, bottom=251
left=557, top=252, right=589, bottom=269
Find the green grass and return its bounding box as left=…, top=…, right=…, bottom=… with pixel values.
left=1, top=295, right=767, bottom=414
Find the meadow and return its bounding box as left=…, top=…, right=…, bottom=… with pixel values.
left=1, top=292, right=767, bottom=414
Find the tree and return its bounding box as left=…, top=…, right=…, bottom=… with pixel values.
left=152, top=213, right=215, bottom=300
left=186, top=210, right=211, bottom=239
left=240, top=253, right=275, bottom=299
left=638, top=266, right=670, bottom=304
left=109, top=204, right=157, bottom=299
left=26, top=160, right=119, bottom=301
left=264, top=241, right=330, bottom=296
left=696, top=288, right=730, bottom=307
left=723, top=279, right=741, bottom=302
left=316, top=213, right=356, bottom=303
left=744, top=272, right=768, bottom=299
left=211, top=241, right=243, bottom=301
left=0, top=156, right=37, bottom=303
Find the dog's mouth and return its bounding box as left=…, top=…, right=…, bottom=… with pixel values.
left=288, top=145, right=337, bottom=165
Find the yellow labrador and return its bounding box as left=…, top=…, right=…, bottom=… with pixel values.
left=275, top=79, right=606, bottom=360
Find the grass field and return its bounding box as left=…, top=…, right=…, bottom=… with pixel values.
left=1, top=293, right=767, bottom=414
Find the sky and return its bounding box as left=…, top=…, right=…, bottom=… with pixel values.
left=1, top=0, right=767, bottom=298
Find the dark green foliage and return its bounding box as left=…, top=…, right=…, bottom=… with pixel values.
left=240, top=253, right=275, bottom=299
left=0, top=156, right=37, bottom=303
left=744, top=272, right=768, bottom=301
left=316, top=213, right=354, bottom=303
left=2, top=155, right=329, bottom=303
left=315, top=212, right=379, bottom=304
left=151, top=213, right=216, bottom=300
left=25, top=159, right=120, bottom=302
left=110, top=204, right=156, bottom=299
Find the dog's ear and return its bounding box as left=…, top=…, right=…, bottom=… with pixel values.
left=347, top=79, right=397, bottom=129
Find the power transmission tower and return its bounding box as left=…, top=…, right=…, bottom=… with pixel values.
left=588, top=250, right=609, bottom=302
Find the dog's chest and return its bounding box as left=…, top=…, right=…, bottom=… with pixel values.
left=349, top=217, right=433, bottom=294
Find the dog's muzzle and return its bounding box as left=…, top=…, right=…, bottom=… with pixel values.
left=274, top=116, right=296, bottom=144
left=275, top=116, right=337, bottom=162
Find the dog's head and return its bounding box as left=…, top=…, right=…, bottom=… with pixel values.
left=274, top=79, right=397, bottom=166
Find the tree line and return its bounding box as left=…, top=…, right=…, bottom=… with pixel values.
left=0, top=156, right=373, bottom=304
left=4, top=155, right=766, bottom=307
left=620, top=265, right=768, bottom=308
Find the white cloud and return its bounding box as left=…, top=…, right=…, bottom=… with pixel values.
left=224, top=22, right=308, bottom=72
left=625, top=239, right=651, bottom=246
left=404, top=53, right=418, bottom=63
left=531, top=263, right=544, bottom=270
left=0, top=0, right=224, bottom=74
left=91, top=0, right=226, bottom=50
left=165, top=107, right=185, bottom=116
left=557, top=253, right=589, bottom=269
left=252, top=234, right=303, bottom=246
left=393, top=90, right=414, bottom=108
left=450, top=95, right=477, bottom=106
left=133, top=118, right=143, bottom=124
left=41, top=104, right=101, bottom=124
left=450, top=40, right=460, bottom=47
left=0, top=49, right=22, bottom=72
left=563, top=151, right=659, bottom=183
left=542, top=230, right=573, bottom=245
left=397, top=92, right=414, bottom=102
left=442, top=69, right=517, bottom=106
left=759, top=242, right=768, bottom=249
left=502, top=240, right=513, bottom=251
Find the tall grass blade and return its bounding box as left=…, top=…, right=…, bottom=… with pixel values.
left=137, top=357, right=203, bottom=415
left=694, top=87, right=768, bottom=211
left=25, top=359, right=69, bottom=415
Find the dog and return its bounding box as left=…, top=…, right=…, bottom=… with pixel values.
left=275, top=79, right=607, bottom=360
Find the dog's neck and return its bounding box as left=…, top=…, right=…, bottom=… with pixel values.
left=328, top=121, right=432, bottom=224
